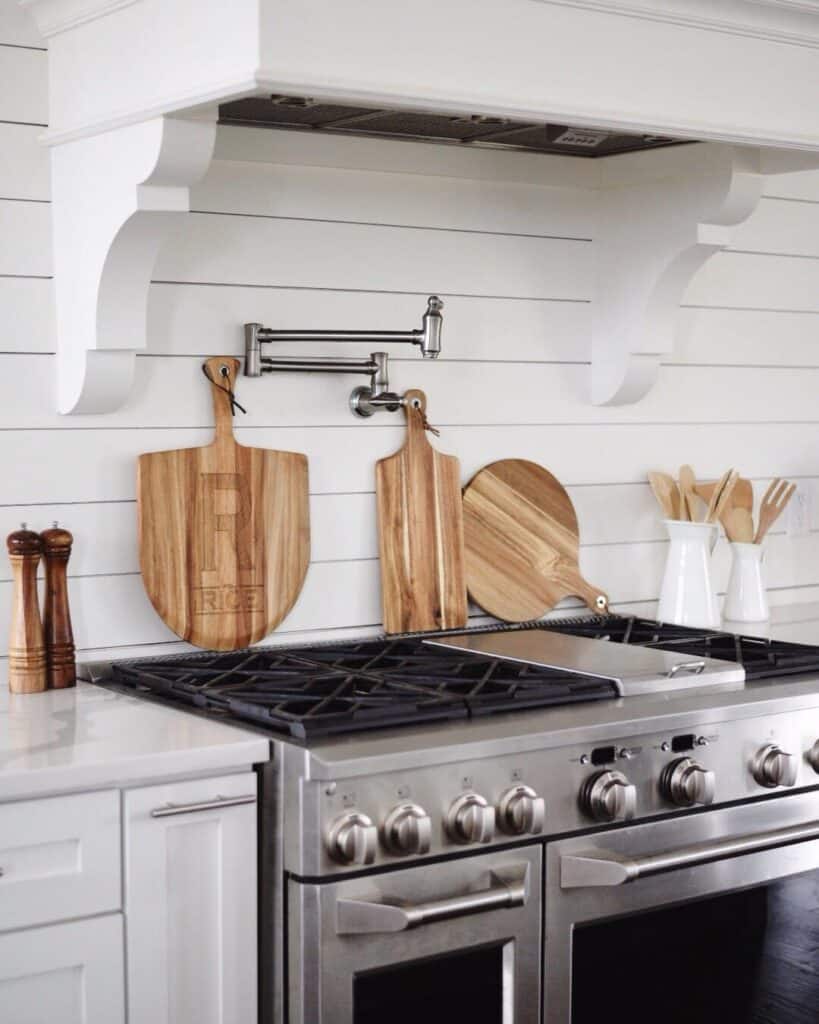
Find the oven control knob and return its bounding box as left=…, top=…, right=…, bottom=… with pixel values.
left=446, top=793, right=495, bottom=844
left=580, top=770, right=636, bottom=823
left=327, top=812, right=378, bottom=865
left=497, top=785, right=545, bottom=836
left=808, top=741, right=819, bottom=774
left=661, top=757, right=715, bottom=807
left=752, top=744, right=798, bottom=789
left=382, top=803, right=432, bottom=856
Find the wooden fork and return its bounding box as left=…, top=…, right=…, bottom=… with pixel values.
left=754, top=479, right=797, bottom=544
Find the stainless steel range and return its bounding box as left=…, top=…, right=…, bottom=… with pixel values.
left=88, top=616, right=819, bottom=1024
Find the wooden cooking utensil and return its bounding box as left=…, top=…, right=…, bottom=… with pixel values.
left=40, top=523, right=76, bottom=689
left=138, top=357, right=310, bottom=651
left=462, top=459, right=608, bottom=622
left=678, top=465, right=698, bottom=522
left=7, top=526, right=47, bottom=693
left=376, top=389, right=467, bottom=634
left=723, top=507, right=755, bottom=544
left=754, top=479, right=796, bottom=544
left=648, top=472, right=680, bottom=519
left=695, top=477, right=753, bottom=514
left=703, top=468, right=738, bottom=524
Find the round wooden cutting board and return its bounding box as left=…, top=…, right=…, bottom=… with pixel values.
left=462, top=459, right=608, bottom=622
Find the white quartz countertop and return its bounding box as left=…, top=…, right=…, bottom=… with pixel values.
left=0, top=680, right=271, bottom=803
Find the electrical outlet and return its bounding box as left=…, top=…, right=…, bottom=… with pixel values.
left=786, top=483, right=810, bottom=538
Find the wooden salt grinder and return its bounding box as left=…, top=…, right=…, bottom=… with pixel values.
left=7, top=526, right=47, bottom=693
left=41, top=523, right=76, bottom=689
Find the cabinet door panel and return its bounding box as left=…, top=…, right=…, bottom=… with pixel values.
left=0, top=789, right=120, bottom=932
left=0, top=914, right=125, bottom=1024
left=124, top=773, right=258, bottom=1024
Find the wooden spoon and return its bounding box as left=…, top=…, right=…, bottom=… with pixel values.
left=724, top=507, right=754, bottom=544
left=678, top=465, right=698, bottom=522
left=754, top=479, right=796, bottom=544
left=648, top=472, right=680, bottom=519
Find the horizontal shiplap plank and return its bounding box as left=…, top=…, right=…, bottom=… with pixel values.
left=0, top=276, right=53, bottom=349
left=0, top=199, right=51, bottom=275
left=0, top=122, right=48, bottom=200
left=676, top=307, right=819, bottom=366
left=3, top=531, right=818, bottom=656
left=764, top=170, right=819, bottom=204
left=2, top=421, right=817, bottom=506
left=193, top=159, right=596, bottom=240
left=731, top=196, right=819, bottom=259
left=0, top=6, right=44, bottom=49
left=153, top=213, right=591, bottom=300
left=212, top=124, right=603, bottom=190
left=685, top=252, right=819, bottom=311
left=0, top=45, right=47, bottom=125
left=7, top=353, right=819, bottom=429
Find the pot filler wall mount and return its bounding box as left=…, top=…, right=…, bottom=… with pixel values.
left=243, top=294, right=443, bottom=417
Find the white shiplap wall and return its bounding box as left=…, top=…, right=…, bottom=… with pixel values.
left=3, top=10, right=819, bottom=663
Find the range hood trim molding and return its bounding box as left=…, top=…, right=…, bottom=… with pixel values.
left=20, top=0, right=819, bottom=414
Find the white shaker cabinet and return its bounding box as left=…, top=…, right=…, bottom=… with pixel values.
left=0, top=914, right=125, bottom=1024
left=124, top=772, right=259, bottom=1024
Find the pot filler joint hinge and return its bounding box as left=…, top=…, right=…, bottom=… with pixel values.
left=243, top=296, right=443, bottom=418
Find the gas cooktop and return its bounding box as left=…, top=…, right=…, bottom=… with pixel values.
left=102, top=616, right=819, bottom=741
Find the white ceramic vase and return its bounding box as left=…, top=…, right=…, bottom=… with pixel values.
left=657, top=520, right=720, bottom=629
left=723, top=542, right=769, bottom=623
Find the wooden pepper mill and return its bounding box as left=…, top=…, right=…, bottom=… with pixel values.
left=7, top=525, right=47, bottom=693
left=40, top=523, right=76, bottom=689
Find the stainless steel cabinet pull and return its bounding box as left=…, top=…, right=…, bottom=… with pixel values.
left=150, top=794, right=256, bottom=818
left=336, top=865, right=529, bottom=935
left=561, top=819, right=819, bottom=888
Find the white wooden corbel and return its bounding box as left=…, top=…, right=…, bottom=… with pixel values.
left=591, top=144, right=764, bottom=406
left=51, top=115, right=217, bottom=414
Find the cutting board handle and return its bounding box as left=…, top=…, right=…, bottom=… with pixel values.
left=403, top=388, right=432, bottom=451
left=204, top=356, right=242, bottom=445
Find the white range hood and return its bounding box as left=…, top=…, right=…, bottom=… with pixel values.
left=20, top=0, right=819, bottom=414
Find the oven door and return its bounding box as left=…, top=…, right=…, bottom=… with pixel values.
left=545, top=790, right=819, bottom=1024
left=288, top=846, right=541, bottom=1024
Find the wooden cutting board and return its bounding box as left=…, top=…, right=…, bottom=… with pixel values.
left=138, top=357, right=310, bottom=650
left=376, top=389, right=468, bottom=634
left=463, top=459, right=608, bottom=622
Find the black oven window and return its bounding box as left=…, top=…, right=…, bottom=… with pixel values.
left=572, top=873, right=819, bottom=1024
left=354, top=941, right=507, bottom=1024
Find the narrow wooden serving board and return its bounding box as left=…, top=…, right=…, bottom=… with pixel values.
left=463, top=459, right=608, bottom=622
left=376, top=389, right=468, bottom=634
left=138, top=357, right=310, bottom=651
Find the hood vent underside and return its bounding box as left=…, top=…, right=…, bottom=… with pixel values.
left=218, top=95, right=688, bottom=159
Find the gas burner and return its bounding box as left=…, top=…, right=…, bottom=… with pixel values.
left=110, top=636, right=616, bottom=740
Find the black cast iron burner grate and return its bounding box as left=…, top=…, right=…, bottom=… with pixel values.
left=543, top=615, right=819, bottom=680
left=110, top=635, right=617, bottom=740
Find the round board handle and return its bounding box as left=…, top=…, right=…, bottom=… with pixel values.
left=203, top=356, right=243, bottom=443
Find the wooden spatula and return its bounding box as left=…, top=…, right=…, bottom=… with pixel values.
left=679, top=465, right=698, bottom=522
left=376, top=389, right=468, bottom=634
left=648, top=472, right=680, bottom=519
left=138, top=357, right=310, bottom=650
left=462, top=459, right=608, bottom=622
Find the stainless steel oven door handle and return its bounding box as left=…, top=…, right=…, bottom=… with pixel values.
left=336, top=864, right=529, bottom=935
left=561, top=819, right=819, bottom=889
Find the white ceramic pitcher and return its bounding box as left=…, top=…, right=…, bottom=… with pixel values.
left=657, top=520, right=720, bottom=629
left=723, top=542, right=769, bottom=623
